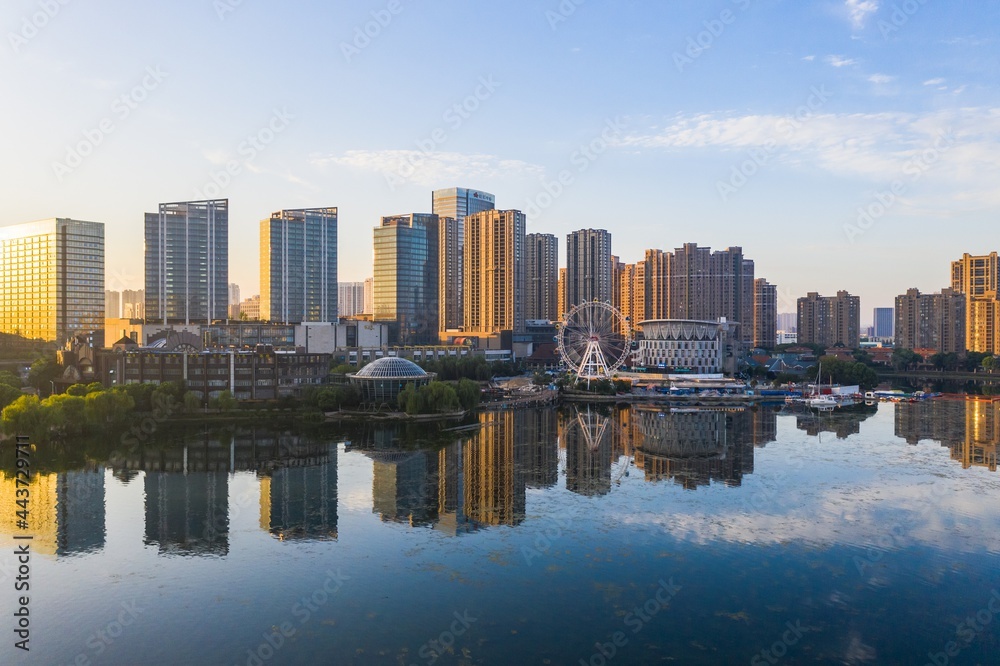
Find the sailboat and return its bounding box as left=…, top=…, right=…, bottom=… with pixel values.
left=807, top=363, right=838, bottom=411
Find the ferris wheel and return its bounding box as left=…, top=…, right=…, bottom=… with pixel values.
left=557, top=300, right=632, bottom=379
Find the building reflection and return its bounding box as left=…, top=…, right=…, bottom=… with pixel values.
left=111, top=430, right=339, bottom=553
left=560, top=406, right=616, bottom=496
left=0, top=466, right=106, bottom=557
left=792, top=406, right=877, bottom=440
left=628, top=407, right=776, bottom=490
left=895, top=399, right=998, bottom=472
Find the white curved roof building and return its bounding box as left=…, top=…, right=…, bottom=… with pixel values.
left=636, top=319, right=739, bottom=374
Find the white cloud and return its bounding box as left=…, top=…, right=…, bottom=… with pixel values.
left=923, top=78, right=946, bottom=86
left=312, top=149, right=545, bottom=186
left=845, top=0, right=879, bottom=29
left=802, top=55, right=816, bottom=62
left=826, top=54, right=860, bottom=68
left=868, top=74, right=895, bottom=84
left=616, top=107, right=1000, bottom=211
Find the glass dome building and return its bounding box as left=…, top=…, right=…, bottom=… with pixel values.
left=348, top=357, right=435, bottom=405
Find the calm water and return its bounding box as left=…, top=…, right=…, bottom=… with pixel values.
left=3, top=400, right=1000, bottom=665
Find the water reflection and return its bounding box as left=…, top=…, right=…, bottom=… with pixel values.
left=896, top=398, right=999, bottom=471
left=2, top=400, right=996, bottom=564
left=0, top=466, right=105, bottom=556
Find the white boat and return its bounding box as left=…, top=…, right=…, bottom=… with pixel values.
left=807, top=395, right=838, bottom=411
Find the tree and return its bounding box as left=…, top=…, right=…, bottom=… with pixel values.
left=983, top=356, right=996, bottom=373
left=0, top=384, right=23, bottom=412
left=184, top=391, right=202, bottom=412
left=456, top=379, right=481, bottom=411
left=27, top=356, right=62, bottom=395
left=41, top=394, right=86, bottom=437
left=120, top=383, right=156, bottom=412
left=84, top=390, right=134, bottom=425
left=891, top=349, right=923, bottom=372
left=0, top=370, right=22, bottom=389
left=215, top=390, right=237, bottom=412
left=1, top=395, right=44, bottom=437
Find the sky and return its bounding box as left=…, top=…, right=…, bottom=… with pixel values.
left=3, top=0, right=1000, bottom=325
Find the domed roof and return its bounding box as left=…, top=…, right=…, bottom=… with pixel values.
left=353, top=357, right=429, bottom=379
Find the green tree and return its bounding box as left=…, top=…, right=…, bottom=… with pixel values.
left=41, top=394, right=87, bottom=437
left=184, top=391, right=202, bottom=412
left=27, top=356, right=62, bottom=395
left=84, top=390, right=134, bottom=425
left=0, top=370, right=22, bottom=389
left=455, top=379, right=481, bottom=411
left=982, top=356, right=996, bottom=373
left=1, top=395, right=44, bottom=437
left=891, top=349, right=923, bottom=372
left=66, top=383, right=90, bottom=396
left=0, top=384, right=22, bottom=411
left=215, top=390, right=237, bottom=412
left=120, top=383, right=156, bottom=412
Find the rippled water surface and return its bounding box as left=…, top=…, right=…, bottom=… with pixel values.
left=3, top=400, right=1000, bottom=665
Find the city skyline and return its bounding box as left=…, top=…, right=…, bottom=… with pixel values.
left=4, top=2, right=999, bottom=312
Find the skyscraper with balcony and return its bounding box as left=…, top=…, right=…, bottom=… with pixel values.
left=0, top=218, right=104, bottom=343
left=797, top=291, right=861, bottom=349
left=145, top=200, right=228, bottom=325
left=260, top=208, right=338, bottom=324
left=432, top=188, right=496, bottom=332
left=464, top=210, right=525, bottom=334
left=753, top=278, right=777, bottom=349
left=338, top=282, right=366, bottom=318
left=894, top=288, right=965, bottom=354
left=525, top=233, right=558, bottom=322
left=951, top=252, right=1000, bottom=354
left=374, top=214, right=439, bottom=344
left=566, top=229, right=612, bottom=310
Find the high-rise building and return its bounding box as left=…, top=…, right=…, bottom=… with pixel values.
left=951, top=253, right=1000, bottom=354
left=228, top=283, right=241, bottom=320
left=0, top=218, right=105, bottom=343
left=525, top=233, right=558, bottom=322
left=260, top=208, right=338, bottom=324
left=753, top=279, right=777, bottom=349
left=776, top=312, right=797, bottom=333
left=122, top=289, right=145, bottom=320
left=374, top=214, right=439, bottom=344
left=873, top=307, right=894, bottom=340
left=239, top=295, right=261, bottom=321
left=105, top=290, right=121, bottom=320
left=796, top=291, right=861, bottom=349
left=610, top=255, right=624, bottom=313
left=464, top=210, right=525, bottom=334
left=566, top=229, right=612, bottom=310
left=644, top=249, right=669, bottom=320
left=432, top=188, right=496, bottom=332
left=363, top=277, right=374, bottom=315
left=145, top=200, right=228, bottom=325
left=557, top=268, right=567, bottom=321
left=894, top=288, right=965, bottom=354
left=338, top=282, right=366, bottom=318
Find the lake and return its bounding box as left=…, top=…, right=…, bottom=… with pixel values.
left=3, top=400, right=999, bottom=665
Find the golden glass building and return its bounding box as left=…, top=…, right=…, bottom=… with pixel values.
left=0, top=218, right=104, bottom=343
left=951, top=252, right=1000, bottom=354
left=463, top=209, right=526, bottom=334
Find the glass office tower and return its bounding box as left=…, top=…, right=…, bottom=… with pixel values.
left=260, top=208, right=338, bottom=323
left=373, top=214, right=439, bottom=345
left=145, top=200, right=228, bottom=325
left=0, top=218, right=104, bottom=343
left=432, top=188, right=495, bottom=331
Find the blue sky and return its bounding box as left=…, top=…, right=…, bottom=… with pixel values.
left=3, top=0, right=999, bottom=323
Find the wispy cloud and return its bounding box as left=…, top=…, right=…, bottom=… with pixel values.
left=826, top=54, right=860, bottom=68
left=312, top=149, right=545, bottom=186
left=923, top=78, right=946, bottom=86
left=802, top=55, right=816, bottom=62
left=845, top=0, right=879, bottom=29
left=616, top=107, right=1000, bottom=210
left=868, top=73, right=895, bottom=84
